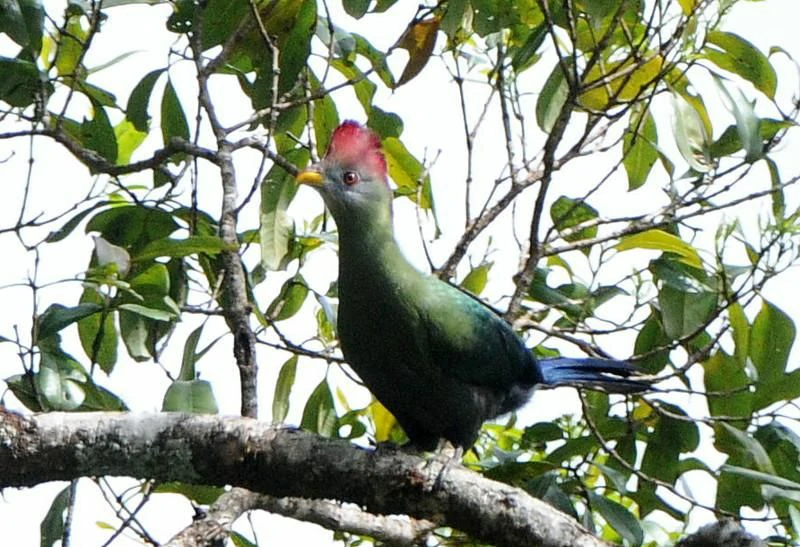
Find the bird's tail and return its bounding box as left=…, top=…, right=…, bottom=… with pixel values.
left=537, top=357, right=650, bottom=393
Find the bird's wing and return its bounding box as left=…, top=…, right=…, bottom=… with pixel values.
left=416, top=278, right=536, bottom=390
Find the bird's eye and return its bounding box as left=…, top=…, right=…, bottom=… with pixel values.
left=342, top=171, right=359, bottom=186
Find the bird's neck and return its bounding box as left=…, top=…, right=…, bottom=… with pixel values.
left=335, top=207, right=420, bottom=291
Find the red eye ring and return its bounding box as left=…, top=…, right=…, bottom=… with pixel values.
left=343, top=171, right=359, bottom=185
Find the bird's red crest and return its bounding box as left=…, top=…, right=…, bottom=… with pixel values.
left=326, top=121, right=388, bottom=183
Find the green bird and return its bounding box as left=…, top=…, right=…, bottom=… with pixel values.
left=297, top=121, right=647, bottom=451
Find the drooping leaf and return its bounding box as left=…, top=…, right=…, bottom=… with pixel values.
left=272, top=355, right=297, bottom=423
left=713, top=76, right=763, bottom=162
left=36, top=346, right=87, bottom=411
left=342, top=0, right=369, bottom=18
left=671, top=93, right=713, bottom=173
left=703, top=351, right=752, bottom=423
left=160, top=79, right=190, bottom=154
left=77, top=288, right=118, bottom=373
left=0, top=0, right=44, bottom=56
left=536, top=60, right=570, bottom=133
left=40, top=486, right=70, bottom=547
left=703, top=31, right=777, bottom=99
left=394, top=17, right=440, bottom=87
left=658, top=285, right=716, bottom=340
left=750, top=300, right=794, bottom=385
left=623, top=106, right=658, bottom=190
left=162, top=379, right=219, bottom=414
left=0, top=56, right=47, bottom=107
left=300, top=379, right=338, bottom=437
left=36, top=302, right=103, bottom=342
left=588, top=492, right=644, bottom=546
left=266, top=275, right=309, bottom=321
left=550, top=196, right=598, bottom=246
left=260, top=149, right=307, bottom=270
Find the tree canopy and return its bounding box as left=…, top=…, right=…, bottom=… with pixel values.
left=0, top=0, right=799, bottom=545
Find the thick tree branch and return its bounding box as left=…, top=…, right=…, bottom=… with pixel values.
left=0, top=411, right=608, bottom=547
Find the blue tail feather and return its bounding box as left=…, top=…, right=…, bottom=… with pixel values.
left=537, top=357, right=649, bottom=393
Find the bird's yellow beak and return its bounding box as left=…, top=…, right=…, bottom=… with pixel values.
left=296, top=166, right=324, bottom=186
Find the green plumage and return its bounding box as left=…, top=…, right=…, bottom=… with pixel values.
left=297, top=121, right=647, bottom=449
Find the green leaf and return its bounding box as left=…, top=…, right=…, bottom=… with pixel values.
left=703, top=351, right=752, bottom=422
left=119, top=309, right=150, bottom=361
left=272, top=355, right=297, bottom=423
left=278, top=0, right=316, bottom=94
left=713, top=76, right=763, bottom=162
left=383, top=137, right=429, bottom=206
left=129, top=262, right=170, bottom=297
left=134, top=235, right=232, bottom=262
left=36, top=347, right=87, bottom=411
left=267, top=275, right=309, bottom=321
left=536, top=61, right=569, bottom=132
left=658, top=285, right=716, bottom=340
left=118, top=303, right=175, bottom=321
left=623, top=106, right=658, bottom=190
left=766, top=158, right=785, bottom=221
left=114, top=119, right=147, bottom=165
left=5, top=373, right=42, bottom=411
left=0, top=0, right=44, bottom=56
left=260, top=150, right=306, bottom=270
left=718, top=422, right=774, bottom=473
left=160, top=79, right=190, bottom=152
left=162, top=379, right=219, bottom=414
left=633, top=312, right=670, bottom=374
left=86, top=205, right=179, bottom=251
left=127, top=68, right=165, bottom=131
left=588, top=492, right=643, bottom=546
left=343, top=0, right=369, bottom=19
left=728, top=301, right=750, bottom=368
left=750, top=300, right=795, bottom=385
left=721, top=465, right=800, bottom=491
left=0, top=56, right=47, bottom=107
left=550, top=196, right=598, bottom=245
left=460, top=262, right=492, bottom=296
left=40, top=486, right=70, bottom=547
left=703, top=31, right=777, bottom=99
left=154, top=482, right=224, bottom=505
left=641, top=403, right=699, bottom=483
left=37, top=303, right=103, bottom=342
left=77, top=288, right=118, bottom=374
left=300, top=380, right=338, bottom=437
left=83, top=104, right=118, bottom=163
left=311, top=78, right=340, bottom=157
left=616, top=229, right=702, bottom=269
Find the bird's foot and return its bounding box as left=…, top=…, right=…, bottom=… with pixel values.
left=419, top=441, right=464, bottom=492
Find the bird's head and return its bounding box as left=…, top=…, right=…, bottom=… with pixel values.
left=296, top=121, right=392, bottom=226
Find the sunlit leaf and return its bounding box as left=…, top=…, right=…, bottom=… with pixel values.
left=616, top=229, right=703, bottom=269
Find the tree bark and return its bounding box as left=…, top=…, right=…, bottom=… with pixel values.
left=0, top=410, right=608, bottom=547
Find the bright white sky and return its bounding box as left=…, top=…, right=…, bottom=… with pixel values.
left=1, top=0, right=800, bottom=545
